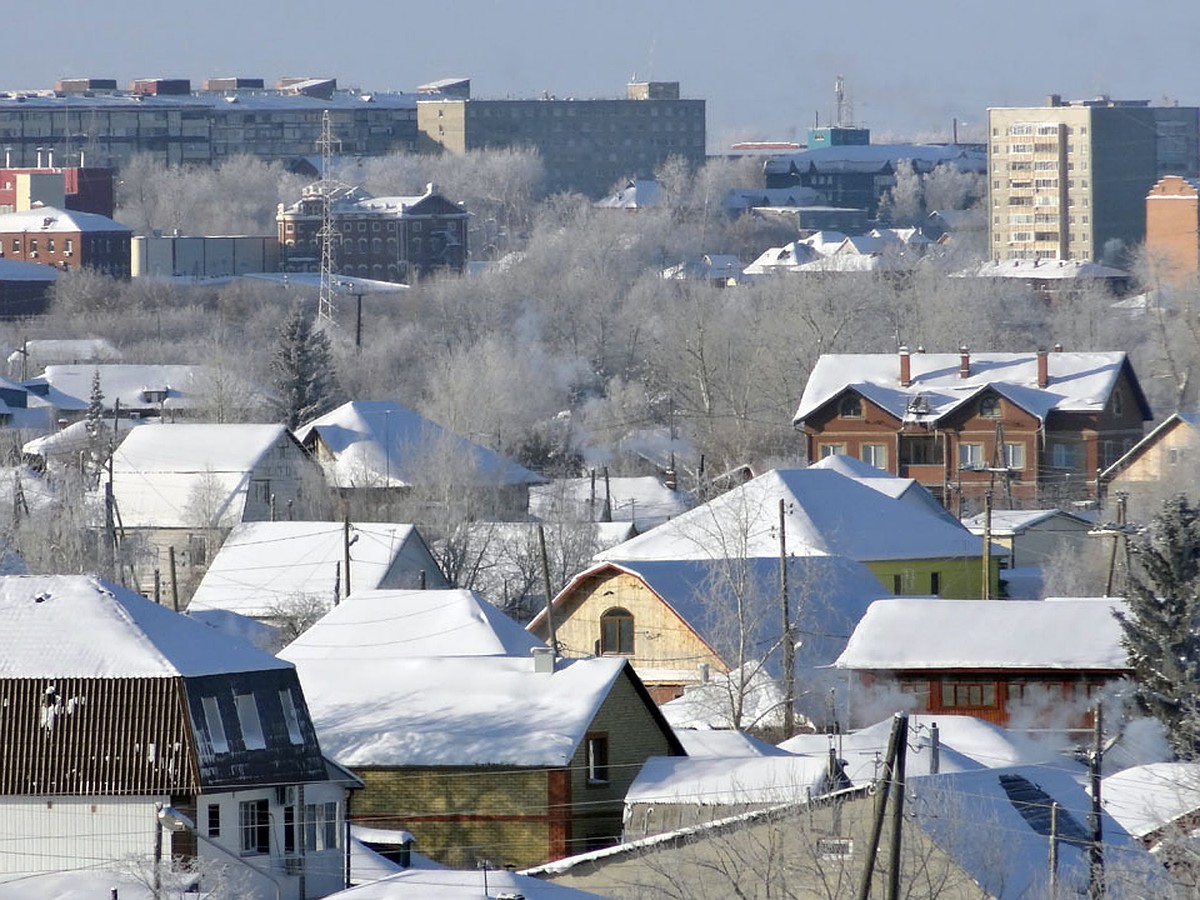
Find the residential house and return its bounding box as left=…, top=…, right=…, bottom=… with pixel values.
left=835, top=597, right=1130, bottom=729
left=793, top=347, right=1152, bottom=509
left=592, top=467, right=997, bottom=598
left=529, top=474, right=693, bottom=529
left=530, top=554, right=886, bottom=715
left=1103, top=762, right=1200, bottom=854
left=0, top=574, right=351, bottom=899
left=281, top=589, right=685, bottom=867
left=188, top=520, right=448, bottom=628
left=5, top=337, right=121, bottom=379
left=525, top=763, right=1154, bottom=899
left=954, top=257, right=1132, bottom=300
left=960, top=507, right=1096, bottom=598
left=277, top=182, right=468, bottom=283
left=660, top=254, right=743, bottom=287
left=1146, top=175, right=1200, bottom=286
left=0, top=205, right=130, bottom=275
left=1100, top=412, right=1200, bottom=519
left=593, top=179, right=662, bottom=209
left=296, top=400, right=544, bottom=522
left=102, top=423, right=327, bottom=603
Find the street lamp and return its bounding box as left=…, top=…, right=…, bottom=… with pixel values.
left=157, top=804, right=282, bottom=900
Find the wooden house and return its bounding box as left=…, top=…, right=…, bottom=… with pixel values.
left=1100, top=412, right=1200, bottom=519
left=793, top=348, right=1151, bottom=511
left=0, top=574, right=351, bottom=899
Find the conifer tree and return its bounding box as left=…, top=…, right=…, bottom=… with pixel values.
left=270, top=305, right=339, bottom=429
left=1115, top=495, right=1200, bottom=758
left=84, top=368, right=106, bottom=484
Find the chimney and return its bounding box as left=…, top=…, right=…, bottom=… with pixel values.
left=532, top=646, right=555, bottom=674
left=899, top=346, right=912, bottom=387
left=1053, top=342, right=1063, bottom=353
left=959, top=346, right=970, bottom=379
left=1036, top=348, right=1049, bottom=388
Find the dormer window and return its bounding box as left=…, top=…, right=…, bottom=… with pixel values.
left=838, top=395, right=863, bottom=419
left=140, top=387, right=168, bottom=403
left=979, top=396, right=1001, bottom=418
left=1112, top=391, right=1123, bottom=416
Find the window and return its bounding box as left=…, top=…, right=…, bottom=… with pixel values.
left=979, top=396, right=1001, bottom=418
left=251, top=479, right=271, bottom=506
left=1050, top=442, right=1082, bottom=471
left=280, top=689, right=304, bottom=745
left=861, top=444, right=887, bottom=469
left=46, top=238, right=54, bottom=252
left=207, top=804, right=221, bottom=838
left=600, top=608, right=634, bottom=655
left=899, top=435, right=943, bottom=466
left=838, top=395, right=862, bottom=418
left=239, top=799, right=270, bottom=855
left=284, top=805, right=296, bottom=855
left=940, top=680, right=998, bottom=708
left=586, top=734, right=610, bottom=785
left=959, top=443, right=984, bottom=470
left=1003, top=443, right=1026, bottom=470
left=892, top=574, right=903, bottom=594
left=29, top=239, right=37, bottom=255
left=819, top=443, right=847, bottom=458
left=1112, top=391, right=1123, bottom=416
left=323, top=802, right=339, bottom=850
left=930, top=572, right=941, bottom=596
left=234, top=693, right=266, bottom=750
left=201, top=696, right=229, bottom=753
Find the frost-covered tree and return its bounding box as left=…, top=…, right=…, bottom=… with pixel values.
left=84, top=368, right=106, bottom=483
left=1115, top=495, right=1200, bottom=758
left=270, top=305, right=339, bottom=429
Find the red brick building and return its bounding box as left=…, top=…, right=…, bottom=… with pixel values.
left=1146, top=175, right=1200, bottom=286
left=0, top=166, right=116, bottom=218
left=793, top=348, right=1151, bottom=511
left=0, top=205, right=130, bottom=276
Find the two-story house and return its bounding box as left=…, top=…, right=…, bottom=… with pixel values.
left=793, top=347, right=1151, bottom=510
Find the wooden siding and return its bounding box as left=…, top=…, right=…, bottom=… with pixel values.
left=0, top=676, right=200, bottom=796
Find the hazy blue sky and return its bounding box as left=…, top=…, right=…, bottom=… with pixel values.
left=8, top=1, right=1200, bottom=148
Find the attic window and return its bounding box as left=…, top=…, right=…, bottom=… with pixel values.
left=600, top=608, right=634, bottom=655
left=979, top=396, right=1001, bottom=418
left=201, top=696, right=229, bottom=754
left=234, top=693, right=266, bottom=750
left=838, top=395, right=863, bottom=419
left=279, top=689, right=304, bottom=745
left=906, top=395, right=930, bottom=415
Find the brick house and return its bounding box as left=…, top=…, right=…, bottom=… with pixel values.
left=1146, top=176, right=1200, bottom=286
left=281, top=589, right=684, bottom=868
left=835, top=597, right=1130, bottom=730
left=793, top=348, right=1152, bottom=511
left=0, top=205, right=130, bottom=275
left=0, top=574, right=352, bottom=899
left=277, top=182, right=467, bottom=283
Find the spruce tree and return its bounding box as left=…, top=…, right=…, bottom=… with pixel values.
left=270, top=305, right=338, bottom=429
left=84, top=368, right=106, bottom=483
left=1115, top=495, right=1200, bottom=758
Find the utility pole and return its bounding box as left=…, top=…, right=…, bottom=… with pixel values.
left=1088, top=701, right=1104, bottom=900
left=885, top=713, right=909, bottom=900
left=342, top=514, right=352, bottom=600
left=981, top=488, right=993, bottom=600
left=1104, top=492, right=1128, bottom=597
left=857, top=712, right=907, bottom=900
left=779, top=499, right=795, bottom=737
left=1049, top=801, right=1060, bottom=898
left=538, top=524, right=557, bottom=655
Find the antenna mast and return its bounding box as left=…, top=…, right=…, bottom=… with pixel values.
left=317, top=111, right=339, bottom=326
left=834, top=75, right=854, bottom=128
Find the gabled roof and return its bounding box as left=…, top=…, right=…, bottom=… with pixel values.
left=794, top=351, right=1151, bottom=426
left=836, top=597, right=1129, bottom=671
left=36, top=363, right=239, bottom=413
left=960, top=507, right=1094, bottom=537
left=1100, top=411, right=1200, bottom=482
left=280, top=588, right=545, bottom=661
left=188, top=521, right=447, bottom=618
left=0, top=574, right=292, bottom=678
left=107, top=423, right=299, bottom=528
left=627, top=754, right=830, bottom=806
left=674, top=729, right=791, bottom=758
left=285, top=652, right=638, bottom=767
left=296, top=400, right=544, bottom=489
left=592, top=468, right=985, bottom=563
left=593, top=179, right=662, bottom=209
left=807, top=454, right=959, bottom=523
left=1102, top=761, right=1200, bottom=839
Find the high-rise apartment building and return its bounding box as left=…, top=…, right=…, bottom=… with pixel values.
left=416, top=79, right=706, bottom=197
left=988, top=95, right=1199, bottom=263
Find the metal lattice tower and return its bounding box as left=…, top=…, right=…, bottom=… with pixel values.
left=316, top=111, right=339, bottom=326
left=834, top=75, right=854, bottom=128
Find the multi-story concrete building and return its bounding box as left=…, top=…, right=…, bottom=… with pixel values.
left=0, top=77, right=418, bottom=169
left=987, top=95, right=1200, bottom=263
left=0, top=164, right=115, bottom=217
left=1146, top=174, right=1200, bottom=285
left=416, top=79, right=706, bottom=196
left=277, top=182, right=468, bottom=283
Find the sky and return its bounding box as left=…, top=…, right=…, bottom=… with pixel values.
left=7, top=1, right=1200, bottom=150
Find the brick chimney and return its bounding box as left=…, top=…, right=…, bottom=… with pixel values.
left=899, top=346, right=912, bottom=387
left=1036, top=348, right=1049, bottom=388
left=959, top=346, right=970, bottom=379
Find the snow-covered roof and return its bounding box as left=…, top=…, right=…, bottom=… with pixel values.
left=627, top=754, right=829, bottom=806
left=723, top=186, right=822, bottom=211
left=780, top=714, right=1064, bottom=782
left=807, top=454, right=959, bottom=523
left=763, top=143, right=986, bottom=176
left=836, top=598, right=1129, bottom=671
left=593, top=468, right=985, bottom=563
left=529, top=475, right=693, bottom=528
left=106, top=423, right=294, bottom=528
left=593, top=179, right=662, bottom=209
left=674, top=729, right=792, bottom=758
left=22, top=416, right=144, bottom=462
left=0, top=205, right=131, bottom=234
left=6, top=338, right=121, bottom=370
left=960, top=507, right=1093, bottom=537
left=324, top=866, right=606, bottom=898
left=910, top=765, right=1151, bottom=899
left=742, top=240, right=822, bottom=275
left=1103, top=762, right=1200, bottom=839
left=280, top=588, right=545, bottom=661
left=794, top=350, right=1150, bottom=426
left=36, top=363, right=236, bottom=412
left=283, top=652, right=627, bottom=767
left=0, top=257, right=58, bottom=282
left=0, top=574, right=292, bottom=678
left=188, top=521, right=445, bottom=618
left=957, top=258, right=1129, bottom=280
left=296, top=400, right=544, bottom=489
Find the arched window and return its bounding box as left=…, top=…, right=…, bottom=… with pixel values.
left=839, top=395, right=862, bottom=418
left=600, top=607, right=634, bottom=655
left=979, top=396, right=1001, bottom=418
